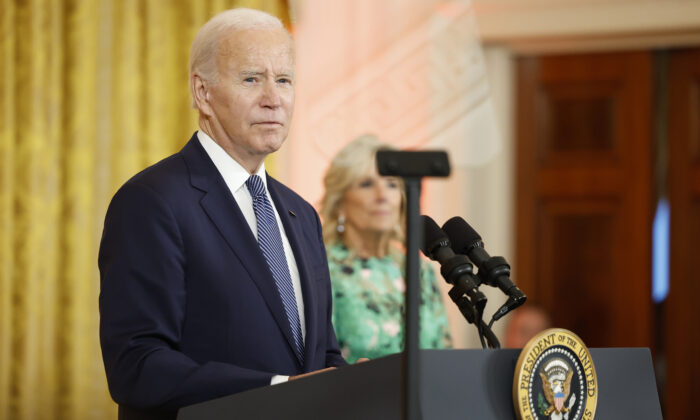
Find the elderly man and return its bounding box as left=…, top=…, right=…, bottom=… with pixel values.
left=99, top=8, right=346, bottom=420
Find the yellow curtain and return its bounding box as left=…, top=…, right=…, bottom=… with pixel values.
left=0, top=0, right=289, bottom=418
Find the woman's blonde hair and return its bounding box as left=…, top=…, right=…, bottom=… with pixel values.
left=319, top=134, right=406, bottom=250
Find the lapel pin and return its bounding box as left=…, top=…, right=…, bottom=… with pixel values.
left=289, top=209, right=296, bottom=217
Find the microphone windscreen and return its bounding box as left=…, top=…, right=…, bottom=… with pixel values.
left=420, top=215, right=448, bottom=257
left=442, top=216, right=482, bottom=254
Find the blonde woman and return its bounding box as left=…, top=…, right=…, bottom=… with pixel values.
left=320, top=135, right=452, bottom=363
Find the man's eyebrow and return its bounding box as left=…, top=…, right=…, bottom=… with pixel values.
left=238, top=70, right=294, bottom=78
left=239, top=70, right=265, bottom=77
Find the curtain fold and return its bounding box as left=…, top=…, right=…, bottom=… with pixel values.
left=0, top=1, right=289, bottom=418
left=0, top=0, right=16, bottom=415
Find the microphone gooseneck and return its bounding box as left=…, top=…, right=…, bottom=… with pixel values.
left=442, top=216, right=527, bottom=321
left=420, top=216, right=503, bottom=350
left=420, top=215, right=487, bottom=319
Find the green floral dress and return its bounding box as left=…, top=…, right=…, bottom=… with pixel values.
left=327, top=243, right=452, bottom=363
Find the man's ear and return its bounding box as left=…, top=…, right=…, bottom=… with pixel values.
left=192, top=73, right=213, bottom=116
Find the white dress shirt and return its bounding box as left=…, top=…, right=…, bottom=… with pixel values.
left=197, top=131, right=304, bottom=384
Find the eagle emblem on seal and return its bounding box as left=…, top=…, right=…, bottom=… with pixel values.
left=539, top=358, right=575, bottom=418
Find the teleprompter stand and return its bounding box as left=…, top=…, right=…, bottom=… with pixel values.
left=375, top=150, right=450, bottom=420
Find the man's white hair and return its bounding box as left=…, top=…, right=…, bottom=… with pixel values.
left=189, top=8, right=286, bottom=108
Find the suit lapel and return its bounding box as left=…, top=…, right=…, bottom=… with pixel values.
left=268, top=176, right=319, bottom=369
left=180, top=137, right=299, bottom=364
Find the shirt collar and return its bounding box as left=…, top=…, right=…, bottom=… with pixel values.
left=197, top=130, right=267, bottom=192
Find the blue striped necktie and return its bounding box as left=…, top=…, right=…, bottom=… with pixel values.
left=245, top=174, right=304, bottom=363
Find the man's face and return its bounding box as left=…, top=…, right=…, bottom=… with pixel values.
left=202, top=27, right=294, bottom=170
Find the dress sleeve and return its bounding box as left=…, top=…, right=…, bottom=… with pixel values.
left=327, top=248, right=358, bottom=362
left=419, top=261, right=453, bottom=349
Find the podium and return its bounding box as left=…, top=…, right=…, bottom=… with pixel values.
left=177, top=348, right=661, bottom=420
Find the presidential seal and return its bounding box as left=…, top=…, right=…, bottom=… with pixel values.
left=513, top=328, right=597, bottom=420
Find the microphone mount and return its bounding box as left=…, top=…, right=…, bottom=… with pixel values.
left=474, top=253, right=526, bottom=321
left=438, top=254, right=487, bottom=321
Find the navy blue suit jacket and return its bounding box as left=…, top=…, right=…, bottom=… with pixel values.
left=98, top=134, right=346, bottom=419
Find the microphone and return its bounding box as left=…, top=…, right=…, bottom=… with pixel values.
left=442, top=216, right=526, bottom=321
left=420, top=215, right=487, bottom=321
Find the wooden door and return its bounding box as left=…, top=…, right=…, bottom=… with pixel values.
left=516, top=52, right=654, bottom=348
left=665, top=48, right=700, bottom=420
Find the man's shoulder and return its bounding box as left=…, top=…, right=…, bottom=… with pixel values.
left=137, top=151, right=186, bottom=177
left=110, top=136, right=204, bottom=209
left=103, top=153, right=189, bottom=218
left=124, top=153, right=188, bottom=194
left=120, top=134, right=201, bottom=196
